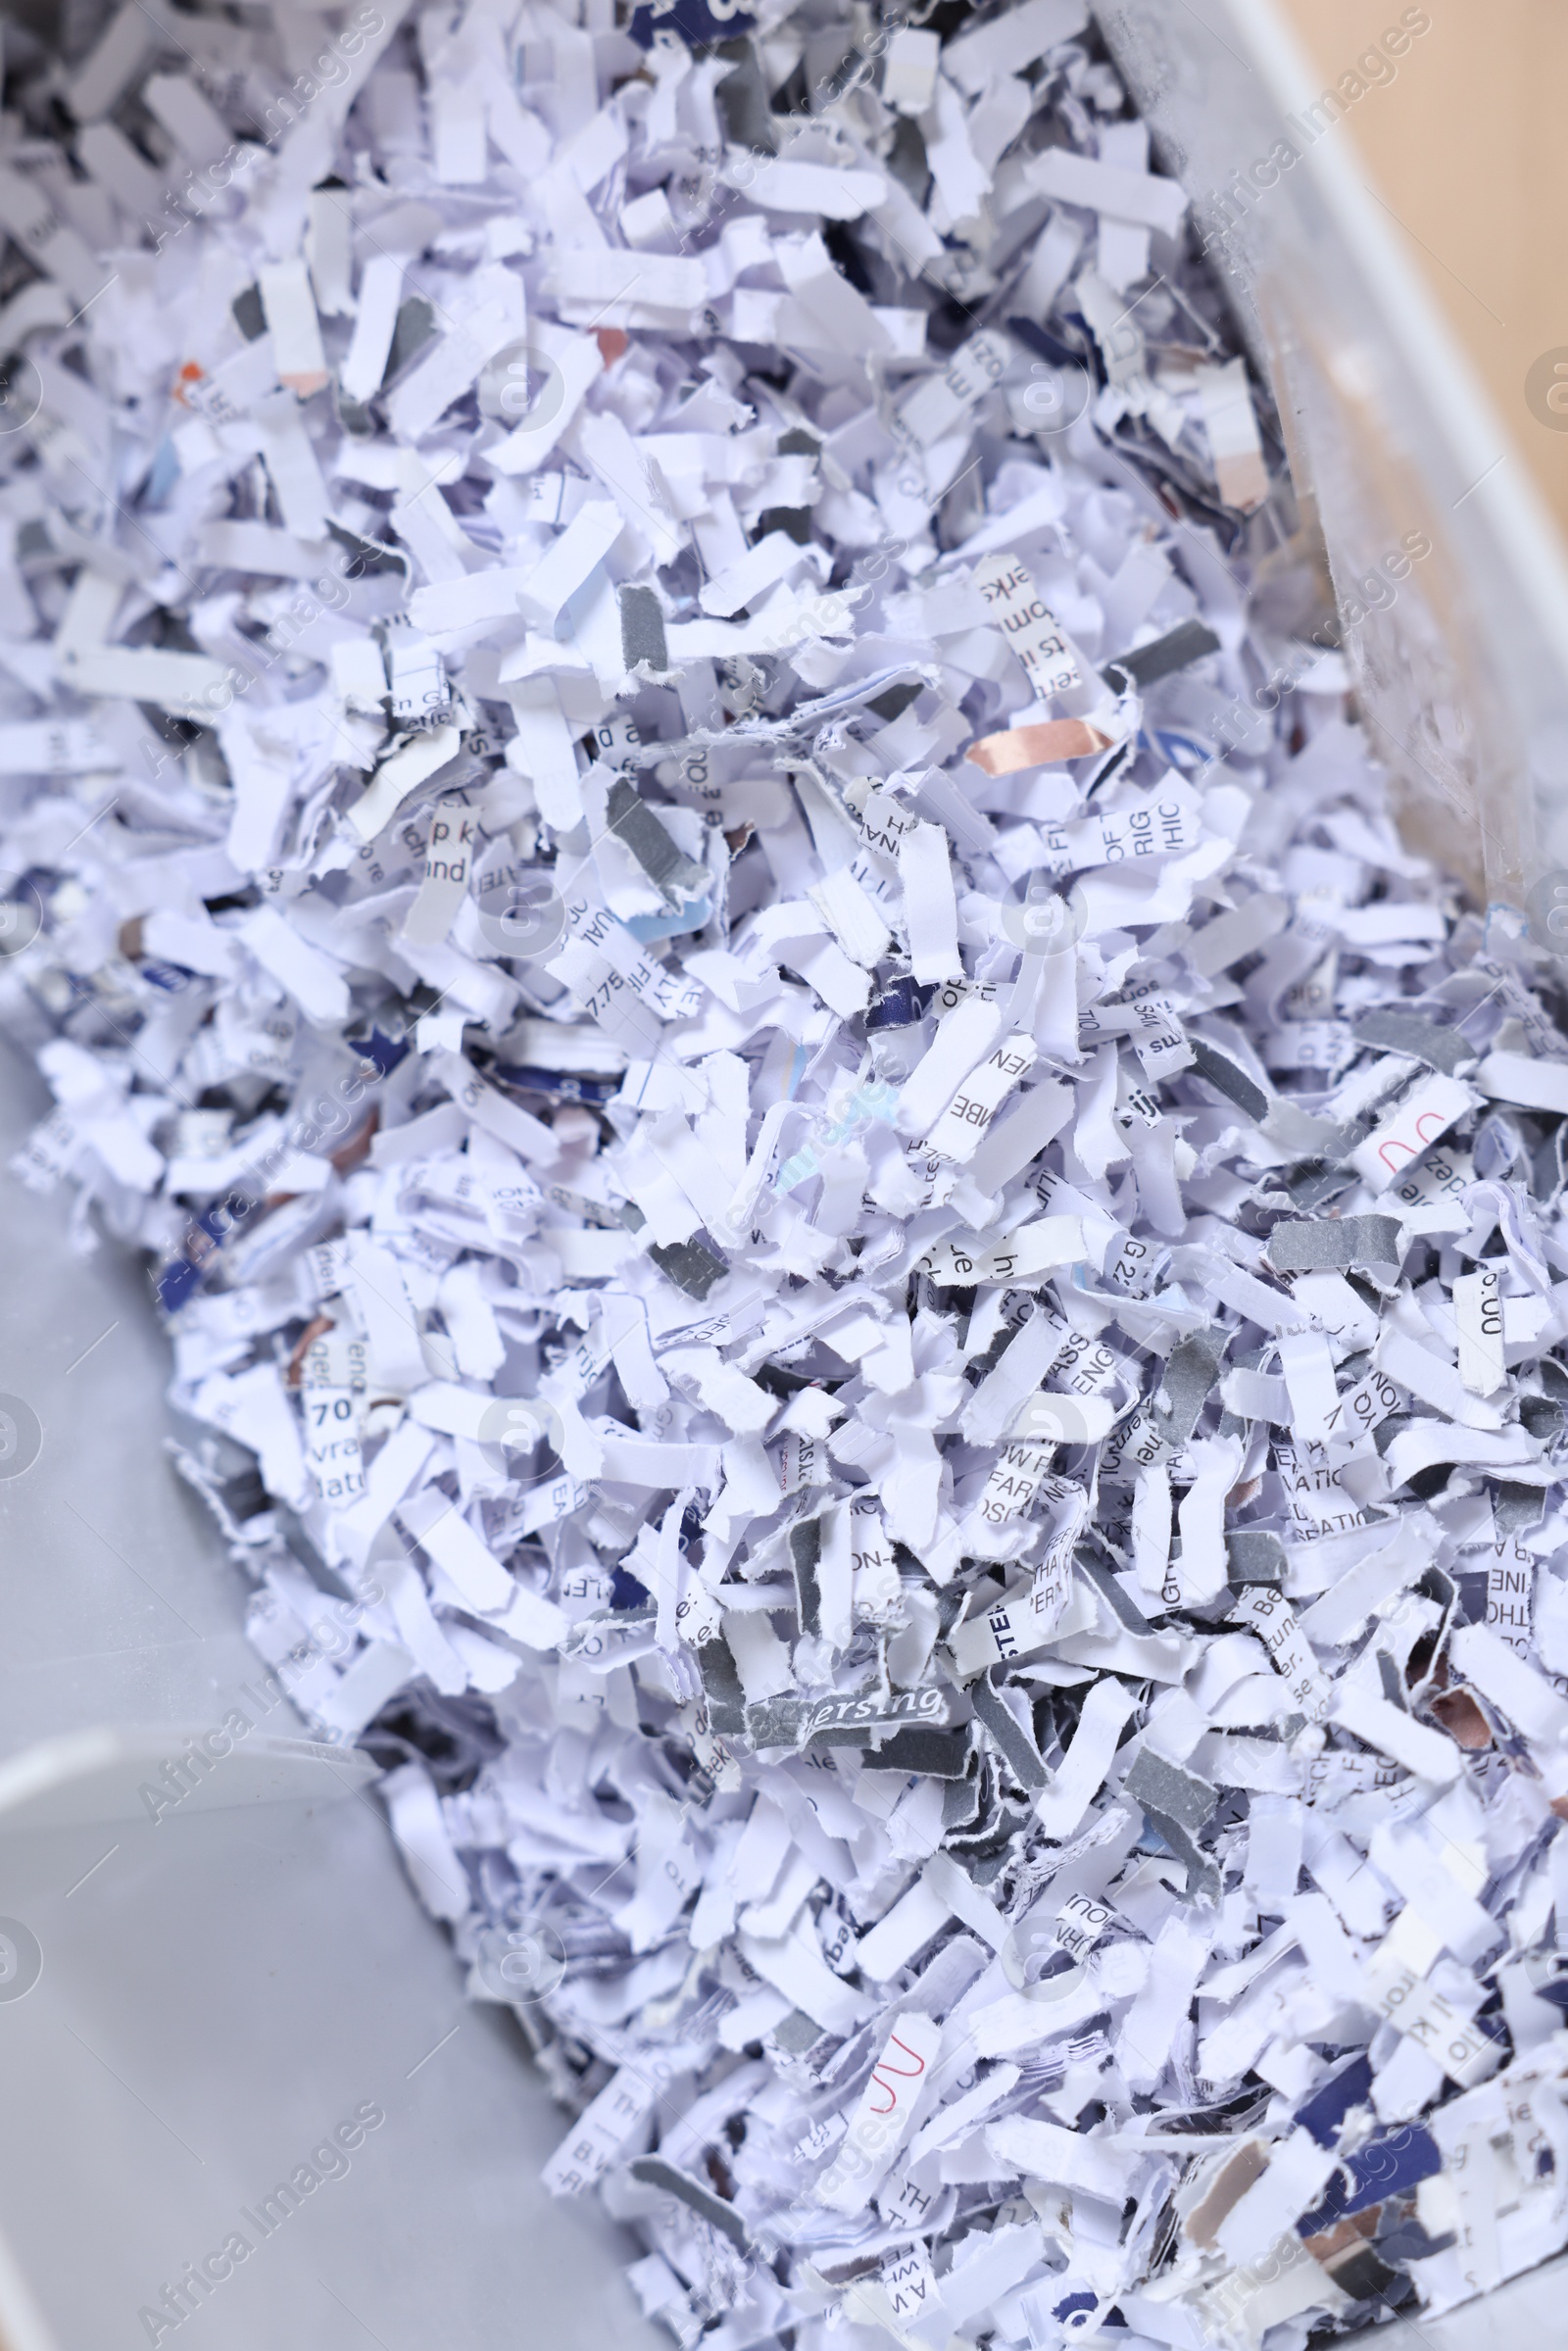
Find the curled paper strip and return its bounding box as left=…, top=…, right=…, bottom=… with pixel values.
left=964, top=719, right=1117, bottom=775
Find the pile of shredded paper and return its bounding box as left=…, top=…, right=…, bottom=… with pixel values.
left=9, top=0, right=1568, bottom=2343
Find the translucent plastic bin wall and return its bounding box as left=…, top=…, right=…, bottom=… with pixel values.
left=1097, top=1, right=1568, bottom=2335
left=0, top=1045, right=662, bottom=2351
left=1097, top=0, right=1568, bottom=915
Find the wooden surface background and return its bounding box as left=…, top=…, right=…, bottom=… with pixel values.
left=1274, top=0, right=1568, bottom=546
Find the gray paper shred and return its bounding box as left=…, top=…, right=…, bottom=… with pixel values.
left=617, top=584, right=671, bottom=677
left=1265, top=1214, right=1402, bottom=1272
left=1225, top=1530, right=1288, bottom=1585
left=383, top=294, right=438, bottom=386
left=712, top=37, right=776, bottom=154
left=645, top=1239, right=728, bottom=1300
left=1495, top=1482, right=1546, bottom=1534
left=1189, top=1037, right=1269, bottom=1122
left=771, top=2010, right=827, bottom=2053
left=1076, top=1549, right=1155, bottom=1634
left=789, top=1516, right=823, bottom=1639
left=605, top=777, right=708, bottom=900
left=1146, top=1812, right=1223, bottom=1906
left=1351, top=1008, right=1476, bottom=1072
left=1125, top=1747, right=1219, bottom=1839
left=629, top=2158, right=752, bottom=2250
left=1153, top=1332, right=1227, bottom=1449
left=971, top=1673, right=1050, bottom=1789
left=696, top=1637, right=747, bottom=1738
left=874, top=1726, right=973, bottom=1778
left=1101, top=617, right=1222, bottom=690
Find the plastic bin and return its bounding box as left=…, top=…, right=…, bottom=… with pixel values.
left=0, top=1032, right=666, bottom=2350
left=4, top=1, right=1568, bottom=2347
left=1100, top=0, right=1568, bottom=919
left=1090, top=8, right=1568, bottom=2337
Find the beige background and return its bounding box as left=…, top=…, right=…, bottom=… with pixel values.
left=1275, top=0, right=1568, bottom=545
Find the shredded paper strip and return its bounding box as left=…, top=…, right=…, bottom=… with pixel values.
left=2, top=1, right=1568, bottom=2347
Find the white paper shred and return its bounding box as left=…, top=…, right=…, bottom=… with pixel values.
left=8, top=3, right=1568, bottom=2344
